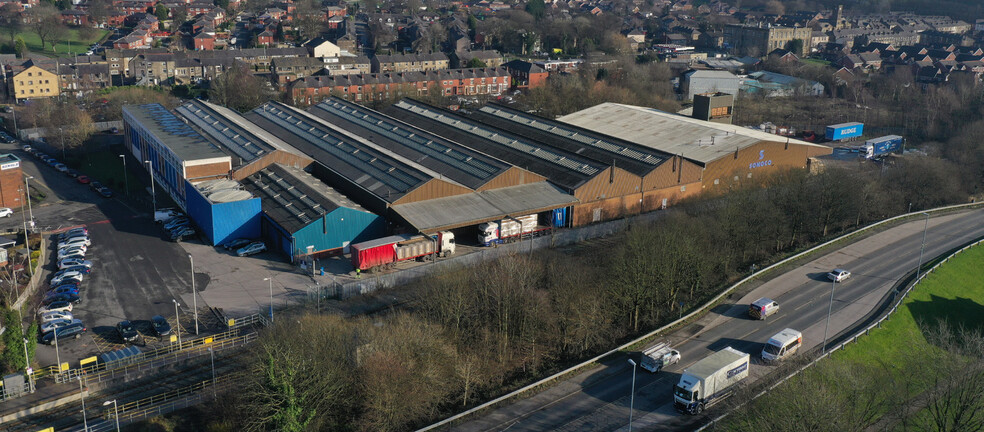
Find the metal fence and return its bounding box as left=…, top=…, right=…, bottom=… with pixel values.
left=416, top=202, right=984, bottom=431
left=694, top=237, right=984, bottom=431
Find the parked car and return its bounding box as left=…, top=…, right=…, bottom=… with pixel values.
left=57, top=247, right=87, bottom=260
left=46, top=284, right=81, bottom=297
left=164, top=217, right=190, bottom=231
left=58, top=258, right=92, bottom=270
left=222, top=238, right=252, bottom=251
left=54, top=163, right=69, bottom=173
left=151, top=315, right=172, bottom=337
left=77, top=175, right=91, bottom=184
left=42, top=292, right=81, bottom=305
left=21, top=144, right=31, bottom=152
left=117, top=320, right=140, bottom=343
left=66, top=169, right=80, bottom=178
left=89, top=181, right=104, bottom=191
left=98, top=187, right=114, bottom=198
left=51, top=272, right=84, bottom=285
left=0, top=207, right=12, bottom=218
left=58, top=244, right=87, bottom=256
left=61, top=265, right=92, bottom=275
left=237, top=242, right=267, bottom=257
left=39, top=310, right=73, bottom=323
left=38, top=301, right=73, bottom=315
left=40, top=323, right=87, bottom=344
left=828, top=269, right=852, bottom=282
left=169, top=227, right=197, bottom=242
left=41, top=318, right=83, bottom=334
left=154, top=208, right=183, bottom=223
left=58, top=227, right=88, bottom=240
left=58, top=237, right=91, bottom=250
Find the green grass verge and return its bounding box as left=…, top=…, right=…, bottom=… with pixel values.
left=69, top=150, right=142, bottom=194
left=802, top=58, right=831, bottom=66
left=12, top=28, right=109, bottom=56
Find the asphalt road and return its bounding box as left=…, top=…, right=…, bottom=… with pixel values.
left=453, top=208, right=984, bottom=432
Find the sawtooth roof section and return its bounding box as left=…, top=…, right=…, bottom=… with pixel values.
left=246, top=102, right=434, bottom=204
left=384, top=99, right=606, bottom=192
left=175, top=99, right=307, bottom=167
left=470, top=104, right=676, bottom=177
left=558, top=103, right=830, bottom=165
left=308, top=98, right=513, bottom=190
left=392, top=182, right=577, bottom=232
left=241, top=164, right=369, bottom=234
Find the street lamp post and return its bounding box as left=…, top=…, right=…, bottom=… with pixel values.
left=102, top=400, right=120, bottom=432
left=208, top=347, right=217, bottom=399
left=627, top=359, right=637, bottom=432
left=172, top=299, right=182, bottom=346
left=188, top=254, right=198, bottom=335
left=54, top=327, right=62, bottom=374
left=79, top=376, right=88, bottom=431
left=59, top=127, right=65, bottom=159
left=24, top=175, right=34, bottom=229
left=264, top=277, right=273, bottom=323
left=145, top=160, right=156, bottom=215
left=23, top=338, right=33, bottom=393
left=118, top=154, right=128, bottom=196
left=916, top=213, right=930, bottom=281
left=822, top=278, right=836, bottom=354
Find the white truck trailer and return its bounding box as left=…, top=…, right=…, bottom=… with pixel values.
left=673, top=347, right=750, bottom=415
left=640, top=342, right=681, bottom=373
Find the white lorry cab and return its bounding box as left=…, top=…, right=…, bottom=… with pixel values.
left=640, top=342, right=681, bottom=373
left=761, top=328, right=802, bottom=362
left=673, top=347, right=750, bottom=415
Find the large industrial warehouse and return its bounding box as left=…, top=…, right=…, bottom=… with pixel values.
left=122, top=97, right=833, bottom=262
left=558, top=103, right=833, bottom=190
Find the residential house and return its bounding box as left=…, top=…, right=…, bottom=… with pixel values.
left=194, top=31, right=216, bottom=50
left=371, top=52, right=449, bottom=73
left=257, top=28, right=276, bottom=46
left=10, top=60, right=59, bottom=101
left=271, top=56, right=325, bottom=85
left=503, top=59, right=547, bottom=88
left=452, top=50, right=504, bottom=68
left=324, top=55, right=372, bottom=76
left=303, top=36, right=341, bottom=58
left=287, top=67, right=510, bottom=105
left=60, top=9, right=91, bottom=26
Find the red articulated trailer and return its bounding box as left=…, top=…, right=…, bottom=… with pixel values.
left=350, top=231, right=456, bottom=271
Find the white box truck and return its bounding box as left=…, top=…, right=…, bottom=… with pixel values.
left=673, top=347, right=750, bottom=415
left=640, top=342, right=681, bottom=373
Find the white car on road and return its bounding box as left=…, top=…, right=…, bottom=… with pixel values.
left=0, top=208, right=12, bottom=218
left=827, top=269, right=852, bottom=282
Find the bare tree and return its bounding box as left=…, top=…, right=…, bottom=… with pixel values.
left=26, top=5, right=65, bottom=52
left=209, top=61, right=278, bottom=112
left=0, top=3, right=21, bottom=46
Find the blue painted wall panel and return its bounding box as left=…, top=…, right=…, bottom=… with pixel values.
left=292, top=207, right=385, bottom=255
left=210, top=198, right=262, bottom=246
left=185, top=181, right=215, bottom=241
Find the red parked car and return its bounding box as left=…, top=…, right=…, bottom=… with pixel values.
left=77, top=175, right=91, bottom=184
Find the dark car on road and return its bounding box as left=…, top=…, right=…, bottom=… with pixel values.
left=40, top=322, right=87, bottom=344
left=117, top=320, right=140, bottom=343
left=98, top=187, right=114, bottom=198
left=151, top=315, right=172, bottom=337
left=89, top=181, right=104, bottom=191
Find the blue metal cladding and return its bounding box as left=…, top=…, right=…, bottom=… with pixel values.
left=292, top=207, right=385, bottom=255
left=210, top=198, right=262, bottom=247
left=184, top=181, right=262, bottom=246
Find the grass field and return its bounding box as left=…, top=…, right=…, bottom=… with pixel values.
left=10, top=28, right=109, bottom=56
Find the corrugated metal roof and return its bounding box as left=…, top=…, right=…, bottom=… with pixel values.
left=175, top=100, right=307, bottom=168
left=246, top=102, right=432, bottom=203
left=470, top=104, right=673, bottom=177
left=385, top=99, right=605, bottom=192
left=392, top=182, right=577, bottom=232
left=241, top=164, right=370, bottom=234
left=558, top=103, right=829, bottom=164
left=308, top=98, right=512, bottom=190
left=123, top=104, right=227, bottom=162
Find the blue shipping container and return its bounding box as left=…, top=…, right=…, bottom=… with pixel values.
left=862, top=135, right=903, bottom=158
left=825, top=122, right=864, bottom=140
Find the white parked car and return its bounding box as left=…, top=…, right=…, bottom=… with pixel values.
left=827, top=268, right=852, bottom=282
left=0, top=207, right=12, bottom=218
left=58, top=258, right=92, bottom=270
left=40, top=310, right=74, bottom=323
left=57, top=247, right=87, bottom=260
left=51, top=271, right=84, bottom=285
left=37, top=301, right=73, bottom=315
left=237, top=242, right=267, bottom=257
left=58, top=237, right=91, bottom=250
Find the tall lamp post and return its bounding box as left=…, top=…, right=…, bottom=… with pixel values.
left=915, top=213, right=930, bottom=281
left=822, top=278, right=836, bottom=354
left=118, top=154, right=128, bottom=196
left=144, top=160, right=156, bottom=215
left=172, top=299, right=182, bottom=346
left=102, top=400, right=120, bottom=432
left=23, top=337, right=33, bottom=393
left=264, top=277, right=273, bottom=323
left=627, top=359, right=637, bottom=432
left=24, top=175, right=34, bottom=229
left=79, top=376, right=88, bottom=431
left=188, top=254, right=198, bottom=335
left=208, top=347, right=217, bottom=399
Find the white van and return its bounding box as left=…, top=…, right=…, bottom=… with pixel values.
left=761, top=328, right=802, bottom=362
left=748, top=297, right=779, bottom=320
